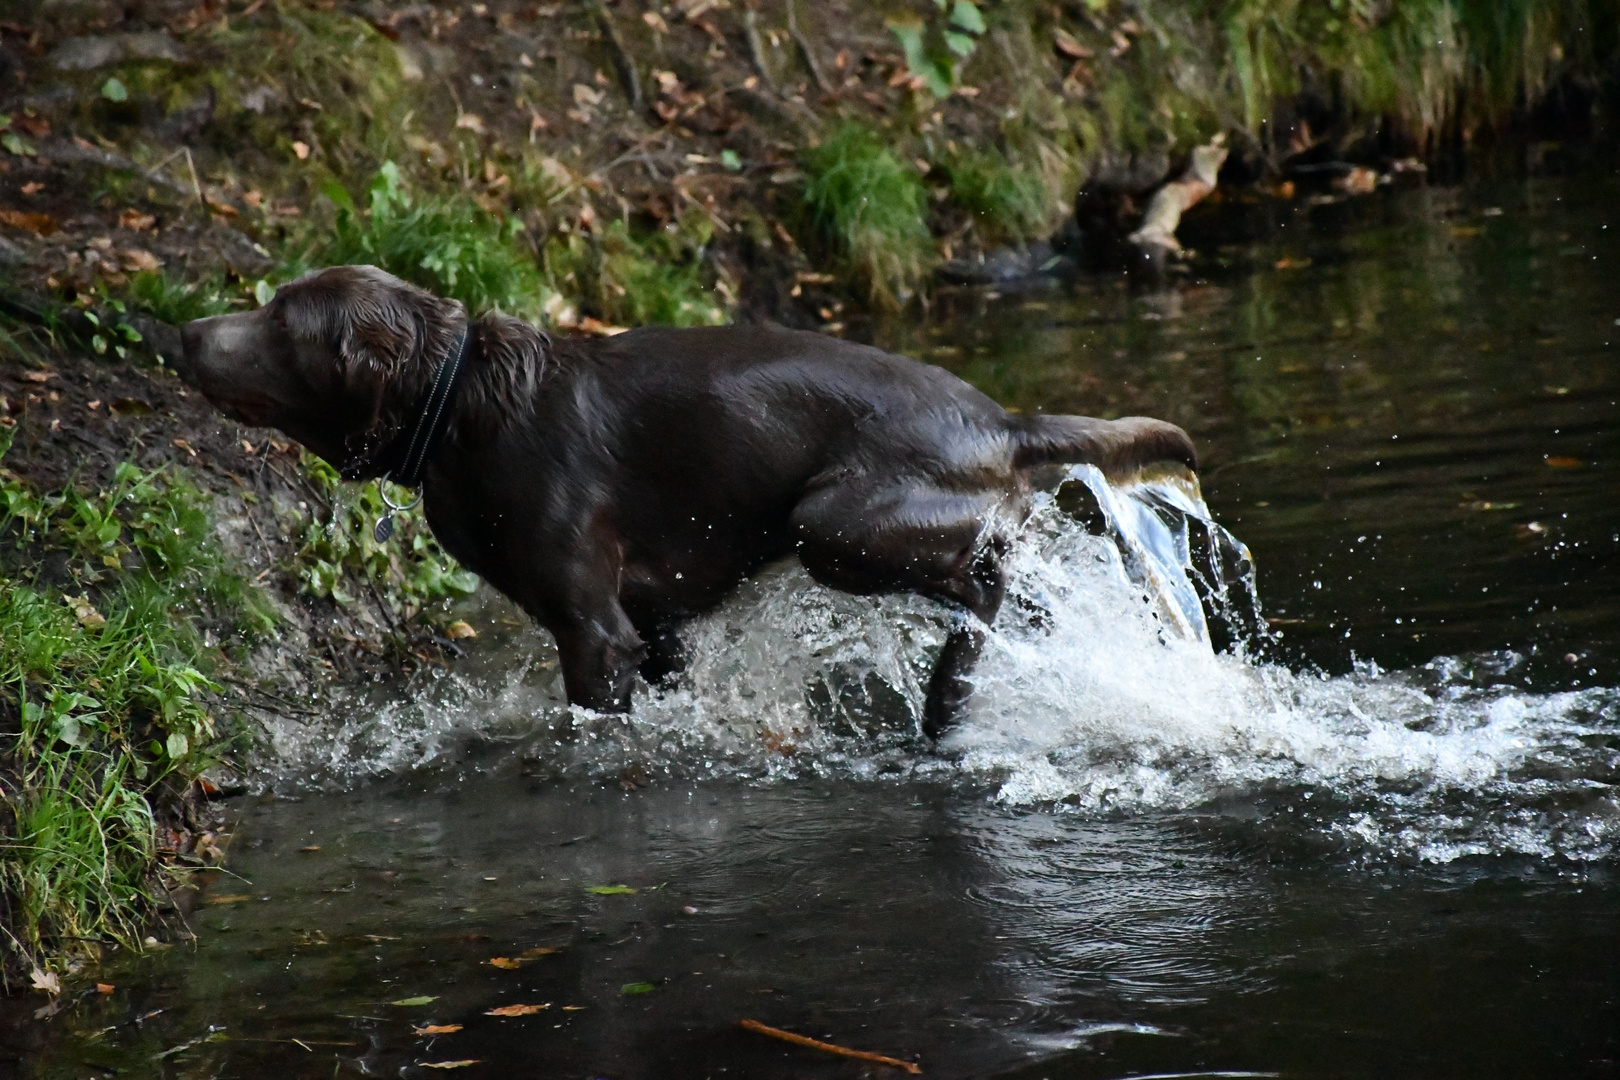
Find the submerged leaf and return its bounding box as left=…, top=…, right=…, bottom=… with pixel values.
left=486, top=957, right=522, bottom=970
left=390, top=996, right=439, bottom=1006
left=587, top=884, right=637, bottom=895
left=418, top=1061, right=480, bottom=1069
left=413, top=1024, right=463, bottom=1035
left=485, top=1003, right=549, bottom=1016
left=620, top=982, right=656, bottom=995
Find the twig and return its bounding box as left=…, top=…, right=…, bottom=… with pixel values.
left=738, top=1019, right=921, bottom=1074
left=784, top=0, right=830, bottom=93
left=183, top=147, right=202, bottom=206
left=588, top=0, right=644, bottom=114
left=743, top=5, right=776, bottom=92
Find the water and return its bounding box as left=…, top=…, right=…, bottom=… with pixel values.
left=7, top=166, right=1620, bottom=1076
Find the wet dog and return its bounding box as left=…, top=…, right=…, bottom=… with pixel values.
left=178, top=266, right=1196, bottom=735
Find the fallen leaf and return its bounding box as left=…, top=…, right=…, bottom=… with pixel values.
left=0, top=208, right=58, bottom=236
left=204, top=893, right=251, bottom=905
left=390, top=996, right=439, bottom=1006
left=588, top=884, right=636, bottom=895
left=620, top=982, right=656, bottom=995
left=444, top=620, right=478, bottom=640
left=1544, top=456, right=1583, bottom=469
left=173, top=438, right=197, bottom=457
left=121, top=248, right=163, bottom=272
left=1052, top=27, right=1092, bottom=59
left=576, top=317, right=627, bottom=336
left=29, top=969, right=60, bottom=995
left=19, top=369, right=55, bottom=383
left=561, top=1005, right=586, bottom=1011
left=291, top=141, right=310, bottom=160
left=414, top=1024, right=463, bottom=1035
left=66, top=596, right=107, bottom=630
left=119, top=208, right=157, bottom=231
left=519, top=946, right=557, bottom=958
left=486, top=956, right=522, bottom=969
left=299, top=845, right=321, bottom=853
left=418, top=1061, right=480, bottom=1070
left=455, top=112, right=485, bottom=133
left=485, top=1003, right=549, bottom=1016
left=20, top=181, right=44, bottom=196
left=96, top=983, right=115, bottom=994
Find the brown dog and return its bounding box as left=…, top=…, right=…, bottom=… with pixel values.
left=178, top=266, right=1196, bottom=735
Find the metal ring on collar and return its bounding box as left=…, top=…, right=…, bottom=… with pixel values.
left=378, top=474, right=424, bottom=513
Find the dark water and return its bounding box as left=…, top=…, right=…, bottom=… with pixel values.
left=7, top=167, right=1620, bottom=1078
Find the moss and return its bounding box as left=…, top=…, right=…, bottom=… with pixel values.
left=802, top=123, right=935, bottom=309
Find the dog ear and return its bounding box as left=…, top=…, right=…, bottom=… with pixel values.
left=333, top=299, right=417, bottom=436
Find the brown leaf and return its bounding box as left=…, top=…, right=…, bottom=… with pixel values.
left=96, top=983, right=115, bottom=994
left=204, top=893, right=252, bottom=905
left=0, top=208, right=58, bottom=236
left=413, top=1024, right=463, bottom=1035
left=1544, top=456, right=1583, bottom=469
left=18, top=369, right=55, bottom=383
left=486, top=957, right=522, bottom=970
left=173, top=438, right=197, bottom=457
left=519, top=946, right=557, bottom=958
left=291, top=141, right=310, bottom=160
left=121, top=248, right=163, bottom=272
left=1052, top=28, right=1093, bottom=59
left=455, top=112, right=485, bottom=133
left=20, top=181, right=44, bottom=196
left=485, top=1003, right=549, bottom=1016
left=120, top=208, right=157, bottom=231
left=444, top=620, right=478, bottom=640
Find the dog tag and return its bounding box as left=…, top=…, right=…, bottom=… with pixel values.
left=373, top=514, right=395, bottom=543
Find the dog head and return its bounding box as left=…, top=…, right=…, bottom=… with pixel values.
left=177, top=265, right=464, bottom=474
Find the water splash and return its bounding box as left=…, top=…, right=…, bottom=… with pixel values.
left=251, top=472, right=1620, bottom=866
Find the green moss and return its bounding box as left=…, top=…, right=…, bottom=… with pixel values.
left=802, top=123, right=935, bottom=309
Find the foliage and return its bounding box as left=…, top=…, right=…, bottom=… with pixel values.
left=888, top=0, right=988, bottom=97
left=802, top=124, right=935, bottom=309
left=125, top=271, right=238, bottom=327
left=0, top=430, right=272, bottom=976
left=546, top=212, right=728, bottom=328
left=291, top=451, right=479, bottom=616
left=317, top=161, right=554, bottom=323
left=946, top=145, right=1054, bottom=244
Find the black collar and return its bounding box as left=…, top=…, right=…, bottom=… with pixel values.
left=342, top=325, right=473, bottom=486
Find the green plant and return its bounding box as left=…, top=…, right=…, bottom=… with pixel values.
left=318, top=161, right=554, bottom=322
left=546, top=212, right=728, bottom=328
left=802, top=124, right=935, bottom=309
left=946, top=146, right=1054, bottom=244
left=125, top=271, right=238, bottom=326
left=291, top=450, right=479, bottom=616
left=888, top=0, right=988, bottom=97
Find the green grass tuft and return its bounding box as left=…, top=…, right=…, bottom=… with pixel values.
left=124, top=271, right=239, bottom=327
left=1, top=429, right=272, bottom=978
left=946, top=146, right=1054, bottom=245
left=315, top=161, right=554, bottom=323
left=802, top=123, right=935, bottom=310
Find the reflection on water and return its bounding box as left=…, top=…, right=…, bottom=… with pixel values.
left=8, top=168, right=1620, bottom=1076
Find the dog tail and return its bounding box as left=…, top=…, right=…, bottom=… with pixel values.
left=1011, top=414, right=1198, bottom=480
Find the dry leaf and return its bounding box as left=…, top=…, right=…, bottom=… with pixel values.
left=29, top=969, right=60, bottom=995
left=204, top=893, right=252, bottom=905
left=119, top=208, right=157, bottom=231
left=444, top=620, right=478, bottom=640
left=121, top=248, right=163, bottom=272
left=1052, top=28, right=1093, bottom=59
left=418, top=1061, right=480, bottom=1069
left=577, top=317, right=628, bottom=337
left=299, top=845, right=321, bottom=853
left=413, top=1024, right=463, bottom=1035
left=519, top=946, right=557, bottom=958
left=455, top=112, right=485, bottom=133
left=96, top=983, right=115, bottom=994
left=291, top=141, right=310, bottom=160
left=173, top=438, right=197, bottom=457
left=20, top=181, right=44, bottom=196
left=19, top=370, right=55, bottom=383
left=486, top=956, right=522, bottom=970
left=1544, top=456, right=1582, bottom=469
left=485, top=1003, right=549, bottom=1016
left=66, top=596, right=107, bottom=630
left=0, top=208, right=57, bottom=236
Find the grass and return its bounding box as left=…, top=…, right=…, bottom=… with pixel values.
left=946, top=145, right=1056, bottom=245
left=124, top=271, right=239, bottom=326
left=314, top=161, right=555, bottom=323
left=546, top=212, right=728, bottom=328
left=802, top=123, right=935, bottom=309
left=1, top=430, right=273, bottom=981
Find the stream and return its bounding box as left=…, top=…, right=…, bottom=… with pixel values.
left=6, top=165, right=1619, bottom=1078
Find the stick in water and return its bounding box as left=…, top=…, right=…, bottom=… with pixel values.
left=738, top=1019, right=922, bottom=1074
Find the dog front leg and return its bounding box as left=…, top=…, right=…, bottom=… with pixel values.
left=551, top=607, right=646, bottom=713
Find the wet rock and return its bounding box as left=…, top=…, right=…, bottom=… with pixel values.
left=938, top=241, right=1072, bottom=286
left=48, top=32, right=184, bottom=72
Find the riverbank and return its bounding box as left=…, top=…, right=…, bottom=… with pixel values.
left=1, top=0, right=1616, bottom=991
